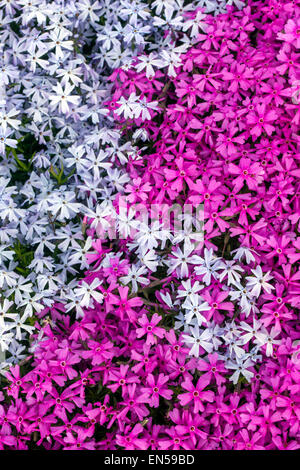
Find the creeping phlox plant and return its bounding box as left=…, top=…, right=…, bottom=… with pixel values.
left=0, top=0, right=222, bottom=367
left=0, top=0, right=299, bottom=452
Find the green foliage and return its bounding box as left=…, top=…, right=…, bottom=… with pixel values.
left=49, top=162, right=76, bottom=186
left=6, top=133, right=44, bottom=184
left=13, top=240, right=35, bottom=276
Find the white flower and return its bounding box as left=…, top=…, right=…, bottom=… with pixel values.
left=246, top=265, right=274, bottom=297
left=182, top=10, right=207, bottom=37
left=36, top=272, right=61, bottom=292
left=226, top=357, right=254, bottom=384
left=0, top=129, right=17, bottom=155
left=227, top=0, right=245, bottom=10
left=120, top=0, right=151, bottom=23
left=68, top=237, right=93, bottom=270
left=9, top=314, right=35, bottom=341
left=118, top=207, right=139, bottom=239
left=239, top=318, right=267, bottom=345
left=49, top=82, right=80, bottom=114
left=191, top=248, right=222, bottom=285
left=65, top=145, right=89, bottom=173
left=177, top=279, right=204, bottom=299
left=223, top=335, right=245, bottom=359
left=6, top=340, right=26, bottom=364
left=232, top=246, right=256, bottom=264
left=182, top=293, right=210, bottom=326
left=217, top=260, right=244, bottom=287
left=115, top=93, right=140, bottom=119
left=160, top=291, right=175, bottom=309
left=0, top=300, right=18, bottom=330
left=182, top=325, right=214, bottom=357
left=229, top=283, right=255, bottom=317
left=0, top=328, right=14, bottom=352
left=123, top=23, right=151, bottom=45
left=74, top=279, right=103, bottom=308
left=0, top=244, right=14, bottom=264
left=0, top=269, right=18, bottom=289
left=197, top=0, right=220, bottom=13
left=96, top=27, right=120, bottom=51
left=255, top=326, right=281, bottom=357
left=131, top=96, right=159, bottom=121
left=167, top=243, right=195, bottom=278
left=49, top=192, right=82, bottom=221
left=6, top=277, right=33, bottom=305
left=0, top=108, right=21, bottom=132
left=85, top=149, right=112, bottom=179
left=0, top=199, right=25, bottom=222
left=120, top=265, right=150, bottom=293
left=246, top=345, right=263, bottom=363
left=77, top=0, right=101, bottom=22
left=153, top=8, right=183, bottom=30
left=132, top=128, right=149, bottom=142
left=136, top=221, right=165, bottom=251
left=206, top=322, right=224, bottom=350
left=132, top=249, right=158, bottom=272
left=222, top=320, right=240, bottom=340
left=54, top=225, right=83, bottom=252
left=56, top=64, right=83, bottom=86
left=174, top=311, right=185, bottom=330
left=33, top=235, right=56, bottom=256
left=106, top=167, right=130, bottom=192
left=64, top=292, right=86, bottom=319
left=28, top=255, right=54, bottom=274
left=135, top=53, right=163, bottom=78
left=19, top=293, right=44, bottom=317
left=159, top=50, right=182, bottom=77
left=47, top=30, right=74, bottom=60
left=26, top=49, right=49, bottom=73
left=84, top=203, right=114, bottom=237
left=152, top=0, right=176, bottom=16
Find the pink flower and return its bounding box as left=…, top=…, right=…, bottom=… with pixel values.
left=112, top=286, right=143, bottom=322
left=63, top=428, right=95, bottom=450
left=277, top=18, right=300, bottom=48
left=236, top=429, right=265, bottom=450
left=142, top=373, right=173, bottom=408
left=136, top=313, right=165, bottom=345
left=228, top=157, right=265, bottom=192
left=178, top=376, right=214, bottom=413
left=116, top=424, right=149, bottom=450
left=197, top=353, right=227, bottom=385
left=247, top=103, right=278, bottom=140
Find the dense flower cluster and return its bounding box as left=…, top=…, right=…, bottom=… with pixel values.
left=0, top=0, right=299, bottom=451
left=0, top=0, right=209, bottom=364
